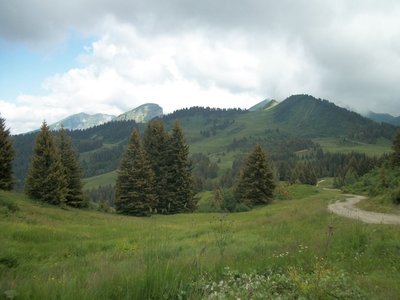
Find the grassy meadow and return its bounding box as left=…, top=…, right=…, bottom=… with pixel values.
left=1, top=186, right=400, bottom=299
left=313, top=137, right=392, bottom=156
left=83, top=171, right=117, bottom=190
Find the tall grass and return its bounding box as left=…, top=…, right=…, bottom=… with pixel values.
left=1, top=188, right=400, bottom=299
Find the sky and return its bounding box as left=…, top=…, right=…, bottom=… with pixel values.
left=1, top=1, right=400, bottom=134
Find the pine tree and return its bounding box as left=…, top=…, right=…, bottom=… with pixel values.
left=392, top=130, right=400, bottom=167
left=235, top=144, right=275, bottom=207
left=25, top=122, right=67, bottom=205
left=164, top=121, right=195, bottom=214
left=143, top=120, right=169, bottom=213
left=115, top=128, right=156, bottom=216
left=0, top=115, right=15, bottom=191
left=58, top=127, right=85, bottom=207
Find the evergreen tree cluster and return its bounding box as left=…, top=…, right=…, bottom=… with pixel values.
left=288, top=162, right=318, bottom=185
left=25, top=123, right=85, bottom=207
left=161, top=106, right=246, bottom=122
left=115, top=120, right=195, bottom=216
left=0, top=114, right=15, bottom=191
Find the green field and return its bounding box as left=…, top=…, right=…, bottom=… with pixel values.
left=1, top=188, right=399, bottom=299
left=314, top=137, right=391, bottom=156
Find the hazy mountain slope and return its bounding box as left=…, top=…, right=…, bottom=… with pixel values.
left=366, top=112, right=400, bottom=126
left=50, top=113, right=115, bottom=131
left=115, top=103, right=163, bottom=123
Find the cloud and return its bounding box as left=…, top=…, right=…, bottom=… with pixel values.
left=1, top=1, right=400, bottom=133
left=2, top=20, right=320, bottom=133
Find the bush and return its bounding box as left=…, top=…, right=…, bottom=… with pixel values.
left=274, top=182, right=291, bottom=200
left=234, top=203, right=251, bottom=212
left=0, top=255, right=19, bottom=268
left=221, top=190, right=237, bottom=212
left=0, top=195, right=19, bottom=215
left=391, top=188, right=400, bottom=204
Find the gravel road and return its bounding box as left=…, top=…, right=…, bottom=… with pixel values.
left=328, top=195, right=400, bottom=225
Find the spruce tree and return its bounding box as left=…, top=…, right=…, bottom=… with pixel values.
left=143, top=120, right=169, bottom=213
left=164, top=121, right=195, bottom=213
left=0, top=114, right=15, bottom=190
left=235, top=144, right=275, bottom=207
left=25, top=122, right=67, bottom=205
left=392, top=130, right=400, bottom=167
left=58, top=127, right=85, bottom=207
left=115, top=128, right=156, bottom=216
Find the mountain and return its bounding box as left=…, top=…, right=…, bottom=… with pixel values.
left=50, top=112, right=115, bottom=131
left=12, top=94, right=396, bottom=190
left=115, top=103, right=163, bottom=123
left=273, top=94, right=396, bottom=140
left=249, top=99, right=278, bottom=111
left=366, top=112, right=400, bottom=126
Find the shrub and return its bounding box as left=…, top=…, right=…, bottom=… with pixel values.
left=391, top=187, right=400, bottom=204
left=234, top=203, right=251, bottom=212
left=0, top=195, right=19, bottom=214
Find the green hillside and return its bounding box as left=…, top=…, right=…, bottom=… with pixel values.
left=83, top=171, right=117, bottom=190
left=1, top=189, right=400, bottom=299
left=273, top=95, right=396, bottom=141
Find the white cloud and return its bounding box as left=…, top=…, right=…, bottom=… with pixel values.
left=2, top=20, right=319, bottom=133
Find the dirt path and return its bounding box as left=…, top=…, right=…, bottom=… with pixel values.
left=328, top=195, right=400, bottom=225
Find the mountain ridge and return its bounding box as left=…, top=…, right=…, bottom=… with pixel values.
left=49, top=112, right=116, bottom=131
left=46, top=103, right=164, bottom=132
left=115, top=103, right=163, bottom=123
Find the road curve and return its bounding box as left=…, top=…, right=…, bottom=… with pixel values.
left=328, top=195, right=400, bottom=225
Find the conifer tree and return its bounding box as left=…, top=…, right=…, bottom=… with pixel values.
left=143, top=120, right=169, bottom=213
left=25, top=122, right=67, bottom=205
left=392, top=130, right=400, bottom=167
left=58, top=127, right=85, bottom=207
left=115, top=128, right=156, bottom=216
left=235, top=144, right=275, bottom=207
left=164, top=121, right=195, bottom=213
left=0, top=114, right=15, bottom=190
